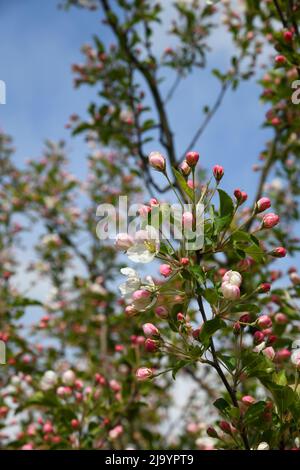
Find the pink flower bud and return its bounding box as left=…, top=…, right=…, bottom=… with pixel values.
left=180, top=257, right=189, bottom=266
left=270, top=247, right=287, bottom=258
left=136, top=367, right=153, bottom=381
left=115, top=233, right=134, bottom=251
left=262, top=346, right=275, bottom=360
left=221, top=282, right=240, bottom=300
left=213, top=165, right=224, bottom=182
left=142, top=323, right=159, bottom=337
left=43, top=422, right=53, bottom=434
left=257, top=315, right=272, bottom=328
left=185, top=151, right=199, bottom=167
left=71, top=419, right=79, bottom=429
left=148, top=151, right=166, bottom=172
left=109, top=425, right=123, bottom=440
left=132, top=289, right=151, bottom=310
left=177, top=312, right=184, bottom=321
left=219, top=421, right=232, bottom=435
left=234, top=189, right=248, bottom=205
left=144, top=338, right=159, bottom=352
left=254, top=331, right=265, bottom=344
left=275, top=348, right=291, bottom=362
left=290, top=272, right=300, bottom=285
left=258, top=282, right=271, bottom=293
left=125, top=305, right=137, bottom=317
left=182, top=211, right=193, bottom=229
left=275, top=54, right=286, bottom=65
left=283, top=30, right=293, bottom=42
left=262, top=213, right=280, bottom=229
left=180, top=160, right=191, bottom=176
left=109, top=379, right=121, bottom=392
left=159, top=264, right=172, bottom=277
left=241, top=395, right=256, bottom=406
left=274, top=313, right=288, bottom=325
left=256, top=197, right=271, bottom=213
left=62, top=370, right=76, bottom=386
left=155, top=306, right=168, bottom=318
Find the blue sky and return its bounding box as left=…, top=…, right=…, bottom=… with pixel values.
left=0, top=0, right=270, bottom=197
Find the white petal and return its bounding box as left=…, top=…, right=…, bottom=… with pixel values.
left=127, top=245, right=155, bottom=263
left=120, top=267, right=138, bottom=278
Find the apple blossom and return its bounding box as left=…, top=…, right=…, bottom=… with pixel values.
left=136, top=367, right=153, bottom=381
left=221, top=282, right=240, bottom=300
left=256, top=197, right=271, bottom=213
left=185, top=151, right=199, bottom=167
left=148, top=151, right=166, bottom=172
left=142, top=323, right=159, bottom=337
left=62, top=370, right=76, bottom=386
left=115, top=233, right=134, bottom=251
left=126, top=225, right=160, bottom=263
left=262, top=213, right=280, bottom=228
left=222, top=270, right=242, bottom=287
left=213, top=165, right=224, bottom=182
left=257, top=315, right=272, bottom=329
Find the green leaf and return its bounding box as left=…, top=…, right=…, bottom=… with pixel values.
left=218, top=189, right=234, bottom=219
left=173, top=168, right=194, bottom=200
left=199, top=317, right=226, bottom=347
left=214, top=398, right=230, bottom=413
left=243, top=401, right=266, bottom=426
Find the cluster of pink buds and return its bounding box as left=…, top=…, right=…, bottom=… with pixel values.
left=221, top=270, right=242, bottom=300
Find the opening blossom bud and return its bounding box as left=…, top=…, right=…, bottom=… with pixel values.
left=256, top=197, right=271, bottom=213
left=62, top=370, right=76, bottom=386
left=241, top=395, right=256, bottom=406
left=185, top=151, right=199, bottom=167
left=221, top=283, right=240, bottom=300
left=257, top=315, right=272, bottom=329
left=180, top=160, right=191, bottom=176
left=115, top=233, right=134, bottom=251
left=222, top=270, right=242, bottom=286
left=136, top=367, right=153, bottom=381
left=180, top=257, right=189, bottom=266
left=148, top=151, right=166, bottom=172
left=213, top=165, right=224, bottom=182
left=142, top=323, right=159, bottom=337
left=270, top=247, right=287, bottom=258
left=125, top=305, right=137, bottom=317
left=132, top=289, right=151, bottom=310
left=159, top=264, right=172, bottom=278
left=262, top=346, right=275, bottom=361
left=262, top=213, right=280, bottom=229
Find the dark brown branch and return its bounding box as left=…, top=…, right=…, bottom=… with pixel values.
left=195, top=251, right=250, bottom=450
left=100, top=0, right=177, bottom=168
left=273, top=0, right=289, bottom=28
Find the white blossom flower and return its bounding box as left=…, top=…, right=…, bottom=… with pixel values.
left=257, top=442, right=269, bottom=450
left=40, top=370, right=58, bottom=391
left=119, top=268, right=141, bottom=300
left=126, top=225, right=160, bottom=263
